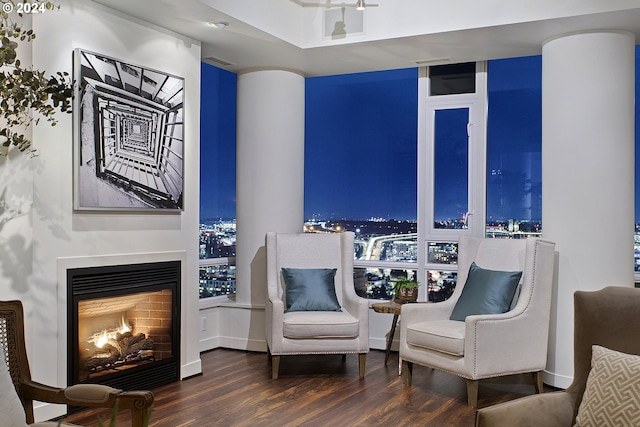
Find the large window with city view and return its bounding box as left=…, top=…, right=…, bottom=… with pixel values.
left=199, top=46, right=640, bottom=300
left=486, top=56, right=542, bottom=239
left=304, top=69, right=419, bottom=300
left=304, top=58, right=543, bottom=301
left=199, top=63, right=237, bottom=299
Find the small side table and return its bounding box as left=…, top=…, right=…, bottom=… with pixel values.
left=371, top=301, right=404, bottom=366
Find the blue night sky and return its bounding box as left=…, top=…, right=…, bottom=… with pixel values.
left=200, top=63, right=236, bottom=221
left=201, top=47, right=640, bottom=223
left=304, top=69, right=418, bottom=221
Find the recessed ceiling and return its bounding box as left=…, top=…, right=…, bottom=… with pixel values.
left=91, top=0, right=640, bottom=77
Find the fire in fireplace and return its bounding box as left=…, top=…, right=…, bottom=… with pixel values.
left=68, top=261, right=180, bottom=391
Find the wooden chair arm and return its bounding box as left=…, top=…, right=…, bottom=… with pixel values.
left=113, top=390, right=155, bottom=411
left=20, top=380, right=153, bottom=427
left=22, top=380, right=122, bottom=406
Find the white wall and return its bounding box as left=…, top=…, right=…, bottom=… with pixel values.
left=0, top=0, right=201, bottom=421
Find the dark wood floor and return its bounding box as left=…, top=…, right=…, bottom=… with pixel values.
left=61, top=348, right=553, bottom=427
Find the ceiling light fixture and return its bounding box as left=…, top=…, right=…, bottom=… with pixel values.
left=356, top=0, right=365, bottom=11
left=209, top=21, right=228, bottom=29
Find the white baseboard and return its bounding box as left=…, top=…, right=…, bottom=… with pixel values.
left=181, top=358, right=202, bottom=379
left=543, top=370, right=572, bottom=389
left=369, top=336, right=392, bottom=351
left=200, top=336, right=268, bottom=353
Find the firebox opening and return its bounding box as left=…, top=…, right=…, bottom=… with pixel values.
left=68, top=260, right=180, bottom=393
left=77, top=290, right=172, bottom=382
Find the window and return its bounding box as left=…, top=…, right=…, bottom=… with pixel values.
left=200, top=57, right=548, bottom=300
left=199, top=62, right=237, bottom=299
left=304, top=59, right=546, bottom=300
left=421, top=64, right=486, bottom=244
left=429, top=62, right=476, bottom=96
left=418, top=63, right=487, bottom=301
left=433, top=107, right=471, bottom=229
left=304, top=69, right=418, bottom=298
left=486, top=56, right=542, bottom=239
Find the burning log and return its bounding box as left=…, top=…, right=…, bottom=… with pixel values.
left=85, top=331, right=154, bottom=372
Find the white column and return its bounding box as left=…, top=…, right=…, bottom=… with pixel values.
left=542, top=31, right=635, bottom=388
left=235, top=69, right=305, bottom=306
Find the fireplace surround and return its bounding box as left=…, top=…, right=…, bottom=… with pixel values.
left=67, top=260, right=180, bottom=391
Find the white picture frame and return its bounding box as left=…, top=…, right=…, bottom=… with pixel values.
left=73, top=49, right=184, bottom=212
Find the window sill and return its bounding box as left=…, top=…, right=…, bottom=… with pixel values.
left=198, top=294, right=264, bottom=310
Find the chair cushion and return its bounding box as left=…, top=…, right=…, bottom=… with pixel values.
left=283, top=311, right=359, bottom=339
left=575, top=345, right=640, bottom=427
left=449, top=262, right=522, bottom=321
left=0, top=347, right=27, bottom=427
left=405, top=319, right=466, bottom=356
left=282, top=268, right=342, bottom=313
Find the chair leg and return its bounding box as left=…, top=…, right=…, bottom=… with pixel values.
left=532, top=370, right=544, bottom=394
left=402, top=360, right=413, bottom=386
left=358, top=353, right=366, bottom=379
left=466, top=379, right=479, bottom=408
left=131, top=409, right=147, bottom=427
left=342, top=354, right=347, bottom=361
left=271, top=355, right=280, bottom=379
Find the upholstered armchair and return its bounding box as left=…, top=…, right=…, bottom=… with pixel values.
left=0, top=300, right=153, bottom=427
left=265, top=231, right=369, bottom=379
left=476, top=286, right=640, bottom=427
left=399, top=236, right=556, bottom=408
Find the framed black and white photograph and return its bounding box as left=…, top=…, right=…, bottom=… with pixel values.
left=73, top=49, right=184, bottom=211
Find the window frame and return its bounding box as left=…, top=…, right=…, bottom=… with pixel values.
left=417, top=62, right=487, bottom=284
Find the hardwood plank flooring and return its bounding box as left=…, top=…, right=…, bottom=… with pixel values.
left=61, top=348, right=553, bottom=427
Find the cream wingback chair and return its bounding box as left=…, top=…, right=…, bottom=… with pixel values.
left=265, top=231, right=369, bottom=380
left=399, top=236, right=556, bottom=408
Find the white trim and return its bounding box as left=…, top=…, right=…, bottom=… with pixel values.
left=417, top=61, right=487, bottom=286
left=421, top=62, right=487, bottom=242
left=543, top=369, right=572, bottom=390
left=181, top=359, right=203, bottom=380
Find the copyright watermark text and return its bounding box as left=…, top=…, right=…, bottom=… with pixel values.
left=2, top=1, right=50, bottom=14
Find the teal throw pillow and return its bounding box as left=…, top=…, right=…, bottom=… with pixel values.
left=449, top=262, right=522, bottom=321
left=282, top=268, right=342, bottom=313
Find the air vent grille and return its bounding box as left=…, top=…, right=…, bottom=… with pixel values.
left=203, top=56, right=234, bottom=67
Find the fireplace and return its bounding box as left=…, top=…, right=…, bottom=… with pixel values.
left=67, top=261, right=180, bottom=391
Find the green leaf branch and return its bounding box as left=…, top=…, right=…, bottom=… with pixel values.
left=0, top=2, right=73, bottom=157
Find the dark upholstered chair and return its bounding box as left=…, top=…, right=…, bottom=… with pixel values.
left=476, top=286, right=640, bottom=426
left=0, top=300, right=153, bottom=427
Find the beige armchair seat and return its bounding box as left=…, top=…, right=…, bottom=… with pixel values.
left=476, top=286, right=640, bottom=427
left=265, top=231, right=369, bottom=379
left=0, top=300, right=153, bottom=427
left=399, top=236, right=556, bottom=408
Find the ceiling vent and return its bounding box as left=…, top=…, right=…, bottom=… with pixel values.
left=414, top=57, right=454, bottom=66
left=203, top=56, right=235, bottom=67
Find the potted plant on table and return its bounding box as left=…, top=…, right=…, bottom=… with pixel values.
left=393, top=279, right=420, bottom=304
